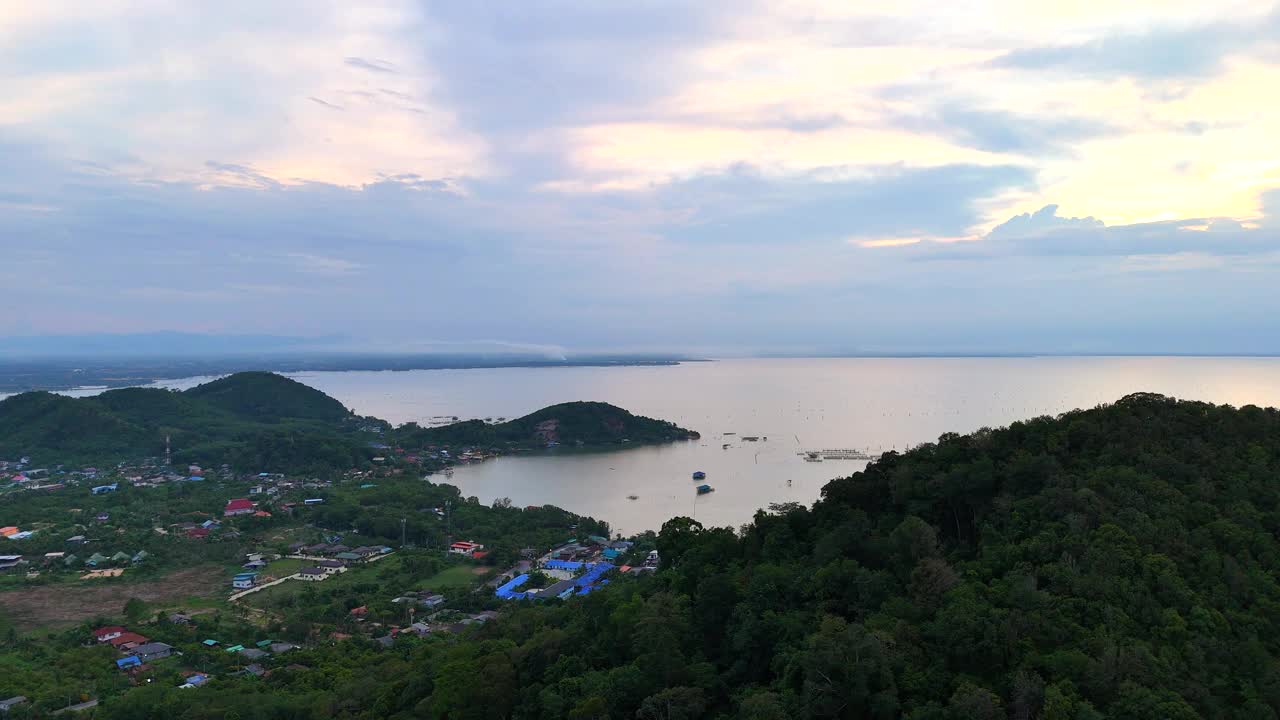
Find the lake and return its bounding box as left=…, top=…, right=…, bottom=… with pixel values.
left=24, top=357, right=1280, bottom=534
left=258, top=357, right=1280, bottom=534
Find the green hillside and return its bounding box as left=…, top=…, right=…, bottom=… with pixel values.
left=0, top=372, right=357, bottom=466
left=183, top=371, right=350, bottom=422
left=79, top=393, right=1280, bottom=719
left=396, top=400, right=699, bottom=448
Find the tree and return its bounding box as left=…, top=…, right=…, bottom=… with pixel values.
left=123, top=597, right=147, bottom=624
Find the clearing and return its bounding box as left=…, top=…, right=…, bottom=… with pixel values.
left=0, top=566, right=226, bottom=631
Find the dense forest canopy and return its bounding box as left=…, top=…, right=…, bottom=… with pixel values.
left=55, top=392, right=1280, bottom=719
left=393, top=400, right=699, bottom=448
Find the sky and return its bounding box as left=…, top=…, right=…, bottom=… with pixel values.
left=2, top=1, right=1280, bottom=356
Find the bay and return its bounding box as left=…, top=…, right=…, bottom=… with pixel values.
left=266, top=357, right=1280, bottom=534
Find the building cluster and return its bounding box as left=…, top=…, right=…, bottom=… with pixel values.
left=97, top=622, right=302, bottom=689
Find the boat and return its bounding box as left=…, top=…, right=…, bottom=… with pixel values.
left=696, top=484, right=714, bottom=495
left=803, top=452, right=823, bottom=462
left=722, top=443, right=731, bottom=449
left=742, top=436, right=759, bottom=442
left=692, top=471, right=706, bottom=480
left=820, top=448, right=875, bottom=460
left=627, top=495, right=638, bottom=500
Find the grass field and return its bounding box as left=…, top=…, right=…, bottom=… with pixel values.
left=419, top=564, right=489, bottom=590
left=0, top=565, right=228, bottom=632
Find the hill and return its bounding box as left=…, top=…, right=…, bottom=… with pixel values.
left=395, top=400, right=699, bottom=448
left=80, top=392, right=1280, bottom=719
left=0, top=372, right=357, bottom=467
left=183, top=371, right=350, bottom=422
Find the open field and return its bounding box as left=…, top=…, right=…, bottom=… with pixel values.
left=420, top=564, right=489, bottom=590
left=0, top=566, right=226, bottom=631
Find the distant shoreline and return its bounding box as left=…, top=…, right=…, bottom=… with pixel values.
left=0, top=356, right=700, bottom=394
left=4, top=353, right=1280, bottom=394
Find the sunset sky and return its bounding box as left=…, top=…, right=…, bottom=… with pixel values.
left=3, top=2, right=1279, bottom=354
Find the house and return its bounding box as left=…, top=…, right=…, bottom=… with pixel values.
left=248, top=485, right=263, bottom=495
left=240, top=663, right=266, bottom=677
left=178, top=672, right=209, bottom=689
left=109, top=632, right=150, bottom=649
left=168, top=613, right=192, bottom=624
left=239, top=648, right=269, bottom=660
left=115, top=656, right=142, bottom=670
left=186, top=527, right=210, bottom=539
left=315, top=559, right=344, bottom=573
left=85, top=552, right=109, bottom=567
left=375, top=635, right=395, bottom=649
left=243, top=559, right=267, bottom=570
left=62, top=554, right=79, bottom=567
left=93, top=626, right=126, bottom=643
left=0, top=527, right=18, bottom=538
left=0, top=555, right=24, bottom=572
left=131, top=640, right=174, bottom=661
left=449, top=541, right=484, bottom=557
left=226, top=644, right=245, bottom=653
left=65, top=535, right=86, bottom=545
left=202, top=639, right=220, bottom=647
left=91, top=483, right=118, bottom=495
left=132, top=550, right=149, bottom=564
left=94, top=512, right=110, bottom=522
left=269, top=642, right=297, bottom=654
left=536, top=580, right=578, bottom=600
left=223, top=498, right=254, bottom=517
left=232, top=572, right=257, bottom=589
left=296, top=567, right=327, bottom=581
left=349, top=606, right=368, bottom=618
left=0, top=696, right=28, bottom=712
left=303, top=498, right=324, bottom=505
left=44, top=551, right=67, bottom=563
left=110, top=551, right=131, bottom=564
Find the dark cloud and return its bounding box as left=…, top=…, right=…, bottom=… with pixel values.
left=906, top=204, right=1280, bottom=261
left=344, top=56, right=398, bottom=73
left=307, top=96, right=344, bottom=110
left=990, top=10, right=1279, bottom=80
left=649, top=163, right=1035, bottom=245
left=890, top=103, right=1116, bottom=153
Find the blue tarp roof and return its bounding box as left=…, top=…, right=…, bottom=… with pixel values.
left=544, top=560, right=583, bottom=571
left=495, top=573, right=530, bottom=600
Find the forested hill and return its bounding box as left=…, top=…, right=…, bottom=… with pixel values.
left=90, top=391, right=1280, bottom=720
left=394, top=400, right=700, bottom=448
left=0, top=372, right=356, bottom=465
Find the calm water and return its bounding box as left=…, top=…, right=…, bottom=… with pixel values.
left=20, top=358, right=1280, bottom=534
left=270, top=357, right=1280, bottom=534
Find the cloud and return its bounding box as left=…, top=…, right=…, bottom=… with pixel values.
left=344, top=56, right=397, bottom=73
left=990, top=9, right=1279, bottom=80
left=285, top=253, right=365, bottom=276
left=901, top=104, right=1118, bottom=154
left=307, top=96, right=345, bottom=111
left=888, top=202, right=1280, bottom=261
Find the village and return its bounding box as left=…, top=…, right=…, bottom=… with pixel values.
left=0, top=442, right=658, bottom=711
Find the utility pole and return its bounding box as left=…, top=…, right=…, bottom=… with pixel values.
left=445, top=500, right=452, bottom=551
left=400, top=517, right=407, bottom=548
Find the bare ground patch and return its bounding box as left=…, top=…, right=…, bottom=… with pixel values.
left=0, top=566, right=225, bottom=631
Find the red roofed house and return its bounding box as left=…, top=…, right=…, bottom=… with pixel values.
left=109, top=632, right=149, bottom=649
left=448, top=541, right=484, bottom=557
left=224, top=499, right=254, bottom=517
left=94, top=626, right=125, bottom=643
left=186, top=527, right=210, bottom=539
left=253, top=510, right=272, bottom=518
